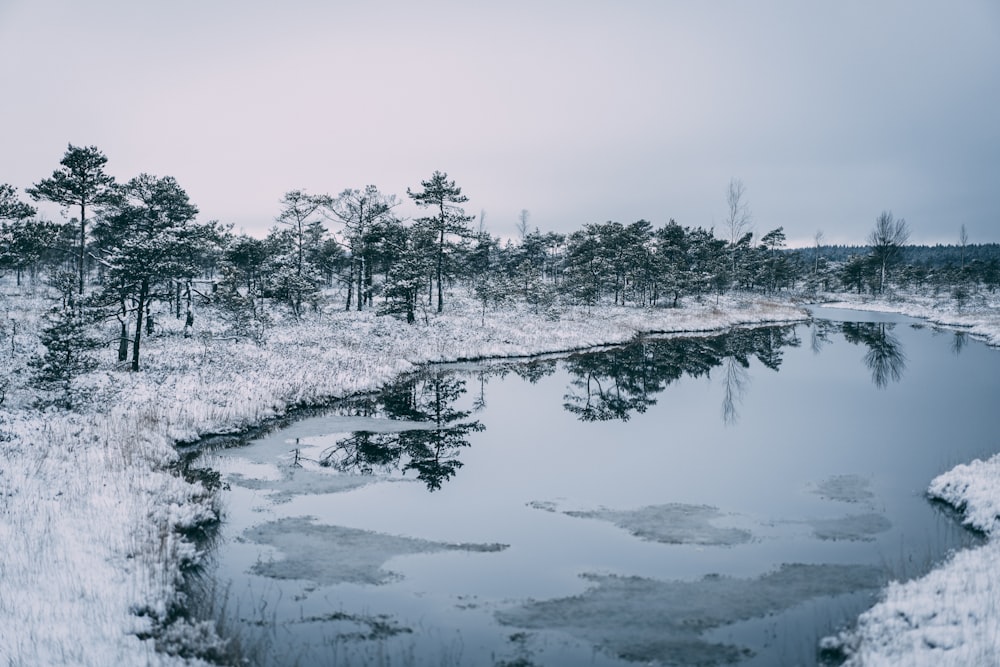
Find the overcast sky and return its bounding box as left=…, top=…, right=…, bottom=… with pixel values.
left=1, top=1, right=998, bottom=246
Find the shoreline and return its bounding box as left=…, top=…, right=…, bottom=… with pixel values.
left=0, top=292, right=806, bottom=665
left=1, top=288, right=997, bottom=665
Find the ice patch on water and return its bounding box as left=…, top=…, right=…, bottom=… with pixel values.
left=808, top=513, right=892, bottom=541
left=534, top=501, right=753, bottom=546
left=228, top=467, right=377, bottom=501
left=245, top=516, right=507, bottom=585
left=811, top=474, right=876, bottom=504
left=497, top=563, right=885, bottom=666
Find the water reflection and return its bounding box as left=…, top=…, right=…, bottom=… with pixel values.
left=952, top=331, right=968, bottom=355
left=721, top=356, right=750, bottom=426
left=561, top=326, right=801, bottom=423
left=841, top=322, right=907, bottom=388
left=470, top=359, right=558, bottom=410
left=319, top=371, right=484, bottom=491
left=320, top=321, right=908, bottom=489
left=808, top=319, right=839, bottom=354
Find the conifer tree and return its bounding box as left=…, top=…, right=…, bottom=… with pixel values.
left=328, top=185, right=399, bottom=311
left=0, top=183, right=36, bottom=222
left=92, top=174, right=208, bottom=370
left=27, top=145, right=116, bottom=295
left=407, top=172, right=474, bottom=312
left=30, top=273, right=99, bottom=407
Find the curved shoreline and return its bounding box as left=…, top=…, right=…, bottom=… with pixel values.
left=0, top=294, right=806, bottom=665
left=3, top=290, right=997, bottom=665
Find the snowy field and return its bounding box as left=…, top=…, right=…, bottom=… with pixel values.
left=1, top=283, right=999, bottom=666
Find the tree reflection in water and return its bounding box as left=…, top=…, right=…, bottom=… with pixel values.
left=561, top=326, right=802, bottom=423
left=952, top=331, right=968, bottom=355
left=840, top=322, right=907, bottom=388
left=808, top=318, right=839, bottom=355
left=320, top=371, right=483, bottom=491
left=320, top=321, right=908, bottom=490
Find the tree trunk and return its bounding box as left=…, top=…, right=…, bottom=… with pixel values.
left=78, top=201, right=87, bottom=296
left=406, top=288, right=415, bottom=324
left=356, top=254, right=364, bottom=311
left=437, top=228, right=444, bottom=313
left=131, top=278, right=148, bottom=372
left=365, top=254, right=374, bottom=309
left=184, top=282, right=194, bottom=337
left=118, top=320, right=129, bottom=362
left=345, top=257, right=355, bottom=311
left=117, top=296, right=129, bottom=362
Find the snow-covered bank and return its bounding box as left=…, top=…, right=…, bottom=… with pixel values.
left=822, top=290, right=1000, bottom=347
left=0, top=291, right=805, bottom=666
left=821, top=455, right=1000, bottom=666
left=815, top=293, right=1000, bottom=666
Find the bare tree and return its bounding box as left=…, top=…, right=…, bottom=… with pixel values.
left=724, top=178, right=752, bottom=275
left=867, top=210, right=909, bottom=294
left=959, top=224, right=968, bottom=270
left=516, top=209, right=530, bottom=238
left=725, top=179, right=752, bottom=244
left=813, top=229, right=825, bottom=275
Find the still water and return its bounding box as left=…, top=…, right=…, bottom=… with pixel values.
left=198, top=308, right=1000, bottom=666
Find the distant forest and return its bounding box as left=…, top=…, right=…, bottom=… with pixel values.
left=788, top=243, right=1000, bottom=267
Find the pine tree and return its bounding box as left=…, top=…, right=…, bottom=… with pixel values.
left=328, top=185, right=399, bottom=311
left=92, top=174, right=210, bottom=371
left=30, top=281, right=99, bottom=408
left=27, top=145, right=116, bottom=295
left=407, top=172, right=475, bottom=312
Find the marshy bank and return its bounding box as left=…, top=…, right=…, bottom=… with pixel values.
left=0, top=290, right=810, bottom=665
left=193, top=309, right=1000, bottom=666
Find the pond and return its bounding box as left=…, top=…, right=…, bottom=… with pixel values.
left=196, top=307, right=1000, bottom=666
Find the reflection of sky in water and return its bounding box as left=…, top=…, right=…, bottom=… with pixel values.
left=201, top=310, right=1000, bottom=666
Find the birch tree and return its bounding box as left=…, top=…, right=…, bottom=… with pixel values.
left=868, top=210, right=909, bottom=294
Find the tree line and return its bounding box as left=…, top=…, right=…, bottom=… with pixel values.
left=1, top=145, right=996, bottom=397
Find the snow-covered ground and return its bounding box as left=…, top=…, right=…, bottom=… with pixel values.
left=3, top=283, right=999, bottom=666
left=0, top=287, right=807, bottom=666
left=814, top=289, right=1000, bottom=666
left=822, top=289, right=1000, bottom=347
left=820, top=455, right=1000, bottom=666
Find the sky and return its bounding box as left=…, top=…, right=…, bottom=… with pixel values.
left=1, top=0, right=998, bottom=247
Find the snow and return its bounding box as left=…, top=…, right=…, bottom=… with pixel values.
left=815, top=292, right=1000, bottom=666
left=821, top=289, right=1000, bottom=348
left=828, top=450, right=1000, bottom=665
left=928, top=455, right=1000, bottom=536
left=0, top=286, right=806, bottom=666
left=3, top=280, right=1000, bottom=665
